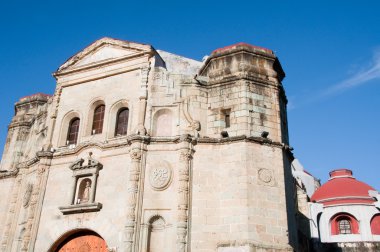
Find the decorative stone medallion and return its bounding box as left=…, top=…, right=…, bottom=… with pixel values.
left=149, top=161, right=172, bottom=190
left=258, top=168, right=276, bottom=187
left=258, top=168, right=272, bottom=183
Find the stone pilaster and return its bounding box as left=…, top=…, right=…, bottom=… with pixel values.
left=0, top=177, right=22, bottom=251
left=125, top=140, right=144, bottom=252
left=22, top=151, right=53, bottom=251
left=135, top=65, right=150, bottom=135
left=177, top=134, right=193, bottom=252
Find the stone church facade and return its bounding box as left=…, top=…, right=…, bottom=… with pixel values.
left=0, top=38, right=299, bottom=252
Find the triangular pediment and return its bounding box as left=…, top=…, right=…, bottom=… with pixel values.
left=56, top=37, right=154, bottom=73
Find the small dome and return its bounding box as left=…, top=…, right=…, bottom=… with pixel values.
left=311, top=169, right=376, bottom=206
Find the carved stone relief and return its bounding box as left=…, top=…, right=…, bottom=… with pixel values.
left=149, top=161, right=172, bottom=190
left=22, top=183, right=33, bottom=208
left=257, top=168, right=276, bottom=187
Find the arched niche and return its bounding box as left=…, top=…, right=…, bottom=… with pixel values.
left=77, top=178, right=92, bottom=204
left=147, top=215, right=166, bottom=252
left=152, top=109, right=174, bottom=137
left=48, top=229, right=108, bottom=252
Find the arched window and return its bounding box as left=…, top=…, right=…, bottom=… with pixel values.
left=330, top=213, right=359, bottom=235
left=115, top=108, right=129, bottom=136
left=338, top=218, right=352, bottom=234
left=67, top=118, right=80, bottom=145
left=371, top=214, right=380, bottom=235
left=92, top=105, right=105, bottom=134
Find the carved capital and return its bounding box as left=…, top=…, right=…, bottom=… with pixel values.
left=179, top=150, right=192, bottom=162
left=130, top=149, right=142, bottom=161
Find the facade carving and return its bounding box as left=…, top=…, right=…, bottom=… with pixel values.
left=149, top=161, right=172, bottom=190
left=2, top=37, right=375, bottom=252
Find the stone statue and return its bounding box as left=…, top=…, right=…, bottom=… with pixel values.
left=81, top=181, right=91, bottom=203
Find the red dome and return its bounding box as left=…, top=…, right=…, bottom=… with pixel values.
left=311, top=169, right=376, bottom=206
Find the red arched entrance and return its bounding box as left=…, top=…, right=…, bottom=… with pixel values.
left=50, top=230, right=107, bottom=252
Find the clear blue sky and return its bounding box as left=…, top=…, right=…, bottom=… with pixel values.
left=0, top=1, right=379, bottom=189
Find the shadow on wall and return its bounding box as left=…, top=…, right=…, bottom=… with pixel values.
left=311, top=240, right=380, bottom=252
left=297, top=211, right=312, bottom=252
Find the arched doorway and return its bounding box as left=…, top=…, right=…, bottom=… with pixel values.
left=50, top=230, right=107, bottom=252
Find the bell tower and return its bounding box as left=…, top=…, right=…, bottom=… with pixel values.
left=198, top=43, right=288, bottom=144
left=192, top=43, right=297, bottom=251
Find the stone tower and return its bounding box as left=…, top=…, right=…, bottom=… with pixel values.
left=189, top=43, right=296, bottom=251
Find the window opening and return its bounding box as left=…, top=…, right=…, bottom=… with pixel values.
left=92, top=105, right=105, bottom=134
left=67, top=118, right=80, bottom=145
left=338, top=219, right=352, bottom=234
left=115, top=108, right=129, bottom=136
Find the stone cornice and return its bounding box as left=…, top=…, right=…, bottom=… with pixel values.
left=202, top=75, right=281, bottom=88
left=53, top=135, right=151, bottom=157
left=0, top=169, right=19, bottom=179
left=199, top=46, right=277, bottom=76
left=54, top=141, right=130, bottom=157
left=8, top=121, right=32, bottom=129
left=54, top=52, right=150, bottom=78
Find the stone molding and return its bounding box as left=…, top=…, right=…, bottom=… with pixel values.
left=59, top=202, right=102, bottom=215
left=217, top=240, right=293, bottom=252
left=0, top=169, right=19, bottom=179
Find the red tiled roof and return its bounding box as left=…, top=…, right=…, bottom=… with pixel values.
left=311, top=169, right=376, bottom=206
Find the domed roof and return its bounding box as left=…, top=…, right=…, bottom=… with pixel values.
left=311, top=169, right=376, bottom=206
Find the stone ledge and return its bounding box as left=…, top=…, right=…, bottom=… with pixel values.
left=59, top=202, right=102, bottom=215
left=0, top=169, right=19, bottom=179
left=217, top=240, right=293, bottom=252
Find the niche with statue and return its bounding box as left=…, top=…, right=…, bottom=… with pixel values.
left=59, top=152, right=103, bottom=214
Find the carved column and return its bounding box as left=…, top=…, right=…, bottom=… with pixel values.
left=44, top=85, right=62, bottom=149
left=135, top=65, right=150, bottom=135
left=22, top=151, right=53, bottom=252
left=70, top=177, right=78, bottom=205
left=90, top=173, right=98, bottom=203
left=177, top=135, right=193, bottom=252
left=0, top=176, right=22, bottom=251
left=125, top=141, right=143, bottom=252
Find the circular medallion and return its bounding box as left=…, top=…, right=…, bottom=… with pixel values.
left=149, top=162, right=172, bottom=190
left=258, top=168, right=272, bottom=183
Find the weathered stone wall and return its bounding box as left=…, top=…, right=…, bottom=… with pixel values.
left=191, top=141, right=294, bottom=252
left=34, top=147, right=131, bottom=251
left=0, top=93, right=50, bottom=171
left=0, top=38, right=298, bottom=252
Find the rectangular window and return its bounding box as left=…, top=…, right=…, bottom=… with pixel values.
left=222, top=109, right=231, bottom=128
left=225, top=114, right=230, bottom=128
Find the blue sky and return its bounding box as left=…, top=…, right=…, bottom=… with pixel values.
left=0, top=1, right=379, bottom=189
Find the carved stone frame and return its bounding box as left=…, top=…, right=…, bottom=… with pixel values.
left=59, top=154, right=103, bottom=214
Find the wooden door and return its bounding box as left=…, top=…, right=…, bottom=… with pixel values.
left=56, top=232, right=107, bottom=252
